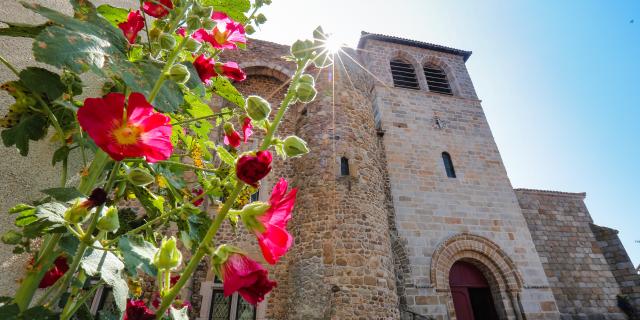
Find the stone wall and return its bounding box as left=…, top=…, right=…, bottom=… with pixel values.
left=360, top=37, right=558, bottom=320
left=515, top=189, right=626, bottom=319
left=592, top=224, right=640, bottom=317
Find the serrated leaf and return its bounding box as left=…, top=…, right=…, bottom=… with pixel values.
left=80, top=244, right=127, bottom=316
left=216, top=146, right=235, bottom=166
left=96, top=4, right=129, bottom=27
left=201, top=0, right=250, bottom=23
left=187, top=212, right=212, bottom=245
left=35, top=202, right=67, bottom=224
left=41, top=187, right=83, bottom=202
left=0, top=21, right=48, bottom=38
left=111, top=61, right=183, bottom=112
left=1, top=113, right=48, bottom=156
left=169, top=306, right=189, bottom=320
left=118, top=235, right=158, bottom=276
left=9, top=203, right=34, bottom=214
left=211, top=76, right=245, bottom=108
left=19, top=67, right=65, bottom=100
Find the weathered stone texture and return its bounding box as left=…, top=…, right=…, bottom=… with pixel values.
left=516, top=189, right=627, bottom=320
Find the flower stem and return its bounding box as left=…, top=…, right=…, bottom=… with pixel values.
left=154, top=180, right=244, bottom=319
left=13, top=234, right=62, bottom=311
left=60, top=280, right=104, bottom=319
left=104, top=208, right=177, bottom=246
left=148, top=33, right=188, bottom=103
left=171, top=110, right=236, bottom=126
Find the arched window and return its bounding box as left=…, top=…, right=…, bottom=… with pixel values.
left=390, top=59, right=419, bottom=90
left=423, top=64, right=452, bottom=95
left=340, top=157, right=350, bottom=176
left=442, top=152, right=456, bottom=178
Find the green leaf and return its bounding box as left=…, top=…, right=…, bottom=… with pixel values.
left=14, top=207, right=38, bottom=227
left=211, top=76, right=245, bottom=108
left=80, top=244, right=128, bottom=316
left=9, top=203, right=34, bottom=215
left=59, top=234, right=79, bottom=256
left=21, top=306, right=60, bottom=319
left=185, top=94, right=214, bottom=137
left=19, top=67, right=65, bottom=100
left=1, top=113, right=48, bottom=156
left=111, top=61, right=184, bottom=112
left=52, top=145, right=70, bottom=166
left=35, top=202, right=67, bottom=224
left=118, top=235, right=158, bottom=276
left=41, top=187, right=83, bottom=202
left=0, top=21, right=48, bottom=38
left=201, top=0, right=250, bottom=23
left=187, top=212, right=212, bottom=246
left=216, top=146, right=235, bottom=166
left=169, top=306, right=189, bottom=320
left=96, top=4, right=129, bottom=27
left=0, top=302, right=19, bottom=320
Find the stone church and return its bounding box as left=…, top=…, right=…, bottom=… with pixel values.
left=0, top=3, right=638, bottom=317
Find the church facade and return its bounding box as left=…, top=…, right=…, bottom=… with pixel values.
left=99, top=33, right=640, bottom=320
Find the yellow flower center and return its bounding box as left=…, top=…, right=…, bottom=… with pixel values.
left=214, top=29, right=229, bottom=44
left=112, top=125, right=141, bottom=145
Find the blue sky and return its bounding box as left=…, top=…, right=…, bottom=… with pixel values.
left=253, top=0, right=640, bottom=265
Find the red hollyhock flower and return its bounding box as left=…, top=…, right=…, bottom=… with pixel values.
left=38, top=256, right=69, bottom=288
left=236, top=151, right=272, bottom=187
left=191, top=12, right=246, bottom=50
left=192, top=188, right=204, bottom=206
left=118, top=10, right=145, bottom=44
left=255, top=178, right=296, bottom=264
left=220, top=61, right=246, bottom=81
left=77, top=92, right=172, bottom=163
left=221, top=253, right=276, bottom=305
left=242, top=117, right=253, bottom=143
left=223, top=128, right=242, bottom=148
left=142, top=0, right=173, bottom=18
left=193, top=54, right=217, bottom=84
left=124, top=299, right=155, bottom=320
left=176, top=27, right=186, bottom=37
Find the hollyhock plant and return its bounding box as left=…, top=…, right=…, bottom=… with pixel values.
left=77, top=92, right=172, bottom=162
left=216, top=250, right=276, bottom=305
left=223, top=123, right=242, bottom=148
left=118, top=10, right=145, bottom=44
left=193, top=54, right=246, bottom=84
left=123, top=299, right=155, bottom=320
left=192, top=12, right=246, bottom=50
left=38, top=256, right=69, bottom=288
left=192, top=188, right=204, bottom=206
left=252, top=178, right=296, bottom=264
left=142, top=0, right=173, bottom=18
left=220, top=61, right=246, bottom=81
left=242, top=117, right=253, bottom=143
left=236, top=150, right=272, bottom=187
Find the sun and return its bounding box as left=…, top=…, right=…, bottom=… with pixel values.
left=324, top=35, right=343, bottom=54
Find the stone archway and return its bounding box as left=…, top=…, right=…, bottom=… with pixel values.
left=431, top=233, right=524, bottom=320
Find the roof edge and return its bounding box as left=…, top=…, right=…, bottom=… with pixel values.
left=514, top=188, right=586, bottom=199
left=358, top=31, right=472, bottom=62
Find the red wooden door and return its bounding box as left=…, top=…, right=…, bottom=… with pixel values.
left=449, top=261, right=498, bottom=320
left=450, top=286, right=474, bottom=320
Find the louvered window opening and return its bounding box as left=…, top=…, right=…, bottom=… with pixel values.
left=390, top=60, right=420, bottom=90
left=424, top=66, right=452, bottom=95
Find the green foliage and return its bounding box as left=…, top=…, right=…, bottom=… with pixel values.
left=1, top=114, right=48, bottom=156
left=0, top=21, right=48, bottom=38
left=18, top=67, right=65, bottom=100
left=41, top=187, right=84, bottom=202
left=200, top=0, right=251, bottom=23
left=80, top=244, right=128, bottom=316
left=96, top=4, right=129, bottom=27
left=211, top=76, right=245, bottom=107
left=118, top=235, right=158, bottom=276
left=169, top=306, right=190, bottom=320
left=216, top=145, right=235, bottom=166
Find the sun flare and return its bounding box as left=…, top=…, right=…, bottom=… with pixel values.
left=324, top=35, right=343, bottom=54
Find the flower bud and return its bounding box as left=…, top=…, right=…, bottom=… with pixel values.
left=159, top=33, right=176, bottom=50
left=239, top=202, right=270, bottom=232
left=186, top=16, right=201, bottom=32
left=64, top=200, right=90, bottom=224
left=294, top=82, right=317, bottom=103
left=291, top=39, right=314, bottom=60
left=97, top=206, right=120, bottom=233
left=149, top=27, right=162, bottom=40
left=184, top=37, right=202, bottom=52
left=244, top=25, right=256, bottom=35
left=256, top=13, right=267, bottom=24
left=201, top=18, right=216, bottom=30
left=283, top=135, right=309, bottom=158
left=300, top=74, right=315, bottom=85
left=168, top=64, right=191, bottom=84
left=245, top=95, right=271, bottom=121
left=154, top=237, right=182, bottom=270
left=1, top=230, right=22, bottom=245
left=127, top=168, right=155, bottom=186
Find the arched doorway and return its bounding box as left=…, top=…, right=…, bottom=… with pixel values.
left=449, top=261, right=499, bottom=320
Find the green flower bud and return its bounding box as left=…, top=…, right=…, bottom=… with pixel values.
left=127, top=168, right=155, bottom=186
left=97, top=206, right=120, bottom=233
left=294, top=82, right=317, bottom=103
left=64, top=200, right=90, bottom=224
left=283, top=135, right=309, bottom=158
left=159, top=33, right=176, bottom=50
left=168, top=64, right=191, bottom=84
left=149, top=27, right=162, bottom=40
left=201, top=18, right=216, bottom=30
left=154, top=237, right=182, bottom=270
left=239, top=202, right=270, bottom=232
left=154, top=20, right=167, bottom=30
left=291, top=39, right=314, bottom=60
left=184, top=37, right=202, bottom=53
left=256, top=13, right=267, bottom=25
left=197, top=6, right=214, bottom=18
left=245, top=95, right=271, bottom=121
left=300, top=74, right=315, bottom=85
left=244, top=25, right=256, bottom=35
left=1, top=230, right=22, bottom=245
left=186, top=16, right=201, bottom=32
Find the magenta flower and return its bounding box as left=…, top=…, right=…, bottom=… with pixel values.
left=193, top=54, right=246, bottom=84
left=220, top=253, right=276, bottom=305
left=77, top=93, right=172, bottom=162
left=38, top=256, right=69, bottom=288
left=236, top=151, right=272, bottom=187
left=220, top=61, right=246, bottom=82
left=192, top=12, right=246, bottom=50
left=255, top=178, right=296, bottom=264
left=123, top=299, right=155, bottom=320
left=142, top=0, right=173, bottom=18
left=242, top=117, right=253, bottom=143
left=223, top=127, right=242, bottom=148
left=118, top=10, right=145, bottom=44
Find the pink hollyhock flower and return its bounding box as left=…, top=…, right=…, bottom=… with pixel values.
left=38, top=256, right=69, bottom=288
left=118, top=10, right=145, bottom=44
left=191, top=12, right=246, bottom=50
left=220, top=253, right=276, bottom=305
left=192, top=188, right=204, bottom=206
left=254, top=178, right=297, bottom=264
left=236, top=151, right=272, bottom=187
left=77, top=92, right=172, bottom=163
left=124, top=299, right=155, bottom=320
left=142, top=0, right=173, bottom=18
left=176, top=27, right=186, bottom=37
left=223, top=127, right=242, bottom=148
left=220, top=61, right=246, bottom=82
left=242, top=117, right=253, bottom=143
left=193, top=54, right=217, bottom=84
